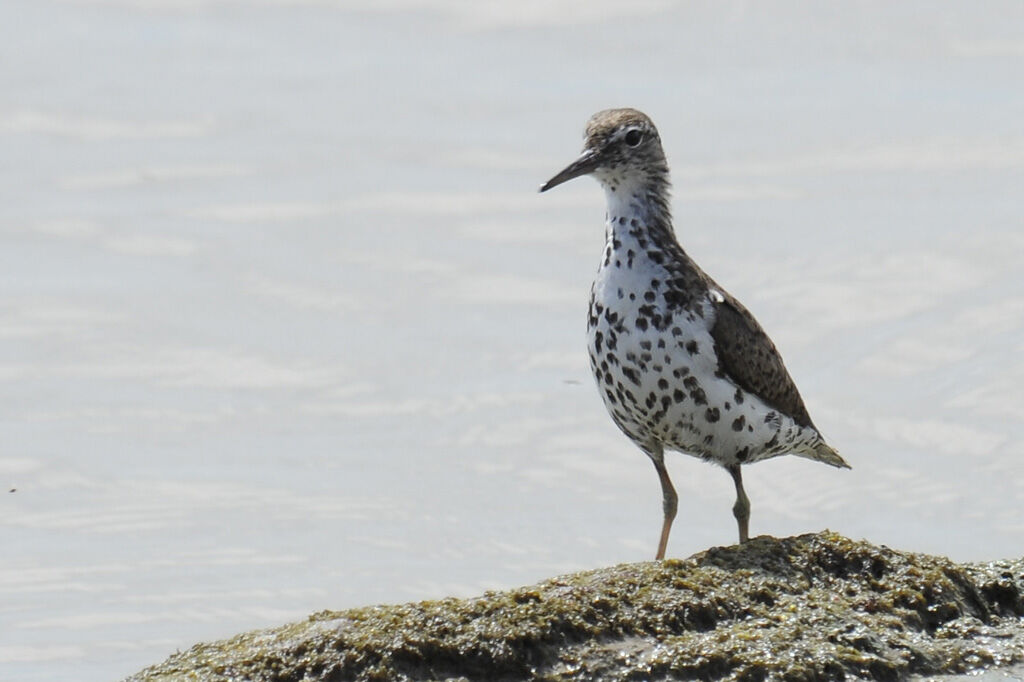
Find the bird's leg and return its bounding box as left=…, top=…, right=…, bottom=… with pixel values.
left=727, top=464, right=750, bottom=543
left=651, top=452, right=677, bottom=560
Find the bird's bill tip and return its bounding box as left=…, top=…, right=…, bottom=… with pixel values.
left=539, top=149, right=599, bottom=193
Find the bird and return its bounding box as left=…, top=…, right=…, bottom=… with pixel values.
left=540, top=108, right=850, bottom=560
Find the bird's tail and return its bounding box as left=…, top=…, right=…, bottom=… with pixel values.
left=804, top=441, right=851, bottom=469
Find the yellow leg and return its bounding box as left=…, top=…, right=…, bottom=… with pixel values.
left=652, top=454, right=677, bottom=559
left=728, top=464, right=750, bottom=543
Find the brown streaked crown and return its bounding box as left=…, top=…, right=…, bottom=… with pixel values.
left=582, top=108, right=666, bottom=173
left=583, top=108, right=658, bottom=148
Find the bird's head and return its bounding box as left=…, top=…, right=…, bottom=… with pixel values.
left=540, top=108, right=668, bottom=194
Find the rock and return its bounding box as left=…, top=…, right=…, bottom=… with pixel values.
left=125, top=532, right=1024, bottom=681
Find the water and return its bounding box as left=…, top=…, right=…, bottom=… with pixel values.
left=2, top=1, right=1022, bottom=680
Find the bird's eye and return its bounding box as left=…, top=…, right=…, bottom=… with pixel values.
left=624, top=129, right=643, bottom=147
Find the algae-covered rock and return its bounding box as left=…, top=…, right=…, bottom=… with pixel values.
left=126, top=532, right=1024, bottom=681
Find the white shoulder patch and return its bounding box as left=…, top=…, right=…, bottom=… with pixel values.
left=709, top=289, right=725, bottom=304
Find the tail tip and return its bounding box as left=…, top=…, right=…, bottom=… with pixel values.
left=817, top=443, right=851, bottom=470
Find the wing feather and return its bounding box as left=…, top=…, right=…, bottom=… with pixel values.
left=709, top=294, right=815, bottom=429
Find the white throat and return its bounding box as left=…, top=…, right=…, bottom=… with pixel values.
left=596, top=174, right=648, bottom=224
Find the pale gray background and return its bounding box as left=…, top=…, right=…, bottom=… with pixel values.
left=2, top=1, right=1022, bottom=680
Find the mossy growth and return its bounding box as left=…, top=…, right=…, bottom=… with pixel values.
left=125, top=532, right=1024, bottom=681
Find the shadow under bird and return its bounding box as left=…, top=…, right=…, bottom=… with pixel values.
left=540, top=108, right=850, bottom=560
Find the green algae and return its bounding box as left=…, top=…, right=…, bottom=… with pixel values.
left=125, top=532, right=1024, bottom=681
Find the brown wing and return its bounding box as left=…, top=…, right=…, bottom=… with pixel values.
left=709, top=294, right=815, bottom=429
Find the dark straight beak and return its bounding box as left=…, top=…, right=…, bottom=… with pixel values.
left=539, top=148, right=601, bottom=192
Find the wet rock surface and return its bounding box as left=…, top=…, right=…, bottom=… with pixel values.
left=125, top=532, right=1024, bottom=681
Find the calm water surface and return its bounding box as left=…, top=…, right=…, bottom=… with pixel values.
left=2, top=1, right=1023, bottom=680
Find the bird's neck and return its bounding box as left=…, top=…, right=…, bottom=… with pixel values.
left=601, top=174, right=679, bottom=254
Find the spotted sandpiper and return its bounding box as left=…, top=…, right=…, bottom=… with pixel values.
left=540, top=108, right=850, bottom=560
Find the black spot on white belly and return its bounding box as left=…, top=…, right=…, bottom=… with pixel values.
left=622, top=367, right=641, bottom=386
